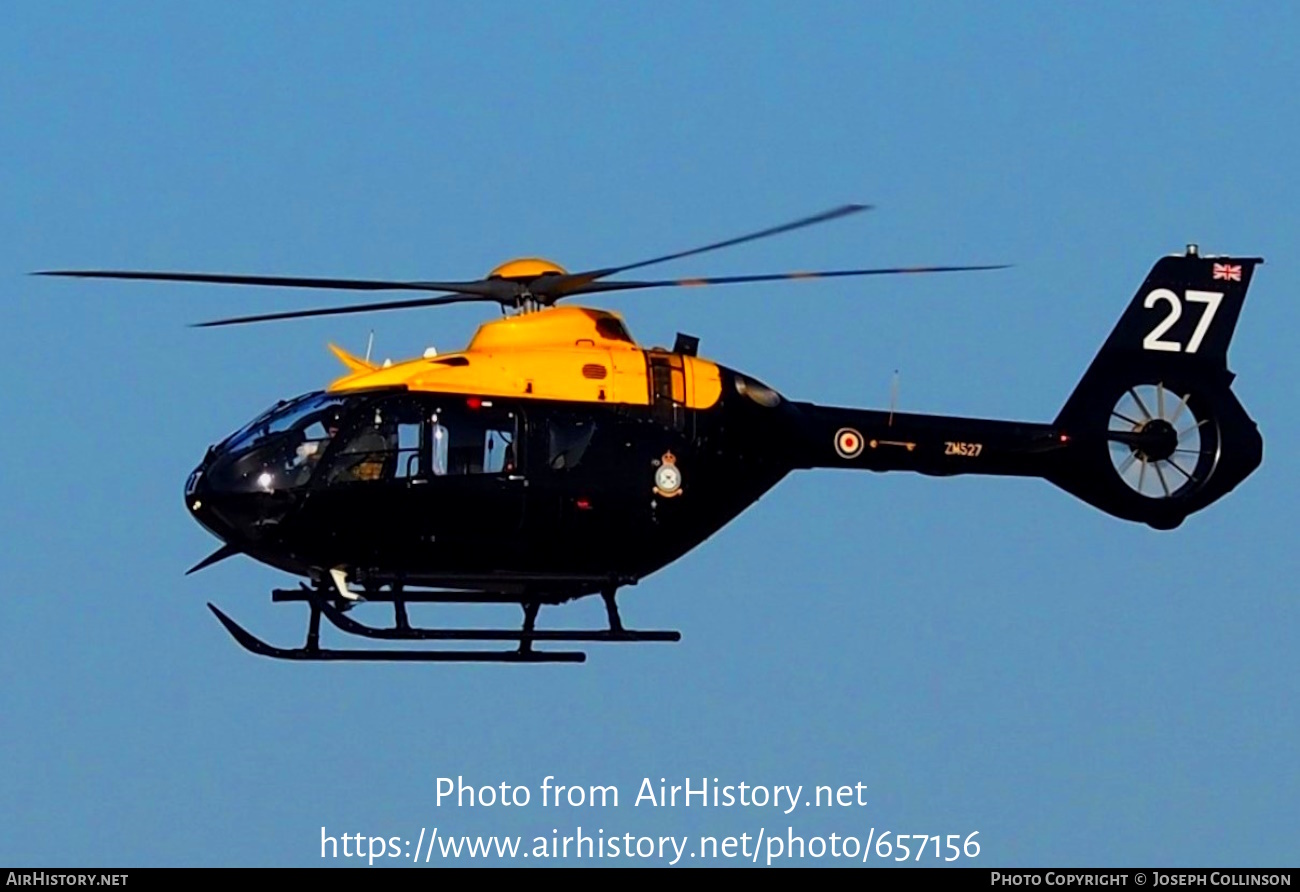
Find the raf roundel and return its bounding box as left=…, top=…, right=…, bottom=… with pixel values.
left=835, top=427, right=865, bottom=459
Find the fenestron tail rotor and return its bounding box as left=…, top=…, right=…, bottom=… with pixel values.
left=1107, top=383, right=1219, bottom=499
left=34, top=205, right=1009, bottom=325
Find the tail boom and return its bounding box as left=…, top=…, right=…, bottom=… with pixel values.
left=785, top=248, right=1263, bottom=529
left=790, top=404, right=1067, bottom=478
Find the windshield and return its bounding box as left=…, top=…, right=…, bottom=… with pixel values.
left=222, top=392, right=349, bottom=455
left=207, top=391, right=351, bottom=494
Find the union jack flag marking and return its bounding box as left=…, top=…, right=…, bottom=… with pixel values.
left=1213, top=263, right=1242, bottom=282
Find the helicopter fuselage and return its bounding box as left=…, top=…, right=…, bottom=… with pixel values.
left=185, top=306, right=788, bottom=599
left=183, top=247, right=1268, bottom=614
left=184, top=305, right=1072, bottom=601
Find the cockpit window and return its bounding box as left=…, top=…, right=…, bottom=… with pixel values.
left=208, top=392, right=523, bottom=494
left=223, top=392, right=349, bottom=456
left=327, top=421, right=393, bottom=484
left=207, top=392, right=350, bottom=494
left=321, top=402, right=518, bottom=484
left=324, top=403, right=425, bottom=485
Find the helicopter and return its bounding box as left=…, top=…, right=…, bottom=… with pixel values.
left=39, top=206, right=1264, bottom=663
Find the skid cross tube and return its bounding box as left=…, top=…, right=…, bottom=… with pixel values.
left=313, top=597, right=680, bottom=642
left=274, top=588, right=546, bottom=605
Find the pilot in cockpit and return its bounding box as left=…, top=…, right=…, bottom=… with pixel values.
left=330, top=414, right=395, bottom=483
left=290, top=411, right=343, bottom=483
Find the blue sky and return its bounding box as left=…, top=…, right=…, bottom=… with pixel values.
left=2, top=2, right=1297, bottom=867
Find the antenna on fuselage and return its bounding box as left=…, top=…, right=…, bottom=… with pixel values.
left=888, top=370, right=900, bottom=427
left=365, top=330, right=375, bottom=364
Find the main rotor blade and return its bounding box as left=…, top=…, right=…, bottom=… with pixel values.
left=35, top=269, right=509, bottom=298
left=193, top=292, right=498, bottom=327
left=560, top=263, right=1010, bottom=296
left=547, top=204, right=872, bottom=296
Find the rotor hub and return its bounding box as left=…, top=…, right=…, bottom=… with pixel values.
left=487, top=258, right=569, bottom=280
left=1130, top=418, right=1179, bottom=463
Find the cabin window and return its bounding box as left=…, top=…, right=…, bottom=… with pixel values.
left=547, top=419, right=596, bottom=470
left=429, top=409, right=518, bottom=476
left=432, top=423, right=449, bottom=477
left=481, top=428, right=513, bottom=473
left=395, top=421, right=422, bottom=478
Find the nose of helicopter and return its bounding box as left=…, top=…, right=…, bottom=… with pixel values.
left=183, top=444, right=261, bottom=545
left=185, top=446, right=210, bottom=504
left=184, top=448, right=232, bottom=540
left=184, top=437, right=306, bottom=548
left=183, top=390, right=348, bottom=550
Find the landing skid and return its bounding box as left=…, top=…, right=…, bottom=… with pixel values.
left=207, top=582, right=680, bottom=663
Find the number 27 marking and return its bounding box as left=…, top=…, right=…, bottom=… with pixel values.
left=1143, top=288, right=1223, bottom=353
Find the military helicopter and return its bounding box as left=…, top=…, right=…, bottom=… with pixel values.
left=40, top=206, right=1264, bottom=663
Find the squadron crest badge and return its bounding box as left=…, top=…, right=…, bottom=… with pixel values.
left=654, top=451, right=683, bottom=498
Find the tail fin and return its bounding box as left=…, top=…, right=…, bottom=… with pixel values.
left=1051, top=248, right=1263, bottom=528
